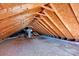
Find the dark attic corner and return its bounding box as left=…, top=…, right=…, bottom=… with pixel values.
left=0, top=3, right=79, bottom=56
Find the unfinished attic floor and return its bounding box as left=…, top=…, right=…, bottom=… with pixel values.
left=0, top=36, right=79, bottom=56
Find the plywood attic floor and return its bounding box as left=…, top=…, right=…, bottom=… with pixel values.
left=0, top=36, right=79, bottom=56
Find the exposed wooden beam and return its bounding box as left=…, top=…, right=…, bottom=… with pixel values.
left=50, top=3, right=79, bottom=41
left=43, top=9, right=74, bottom=40
left=0, top=14, right=34, bottom=39
left=0, top=4, right=42, bottom=20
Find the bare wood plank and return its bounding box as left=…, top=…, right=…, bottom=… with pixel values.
left=35, top=17, right=58, bottom=36
left=0, top=15, right=34, bottom=39
left=32, top=22, right=47, bottom=34
left=0, top=3, right=24, bottom=9
left=41, top=5, right=54, bottom=12
left=40, top=15, right=65, bottom=38
left=34, top=17, right=54, bottom=35
left=43, top=9, right=74, bottom=39
left=70, top=4, right=79, bottom=23
left=0, top=4, right=42, bottom=20
left=50, top=3, right=79, bottom=40
left=35, top=18, right=54, bottom=35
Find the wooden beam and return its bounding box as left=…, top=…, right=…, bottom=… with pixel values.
left=50, top=3, right=79, bottom=41
left=43, top=9, right=74, bottom=40
left=35, top=17, right=58, bottom=36
left=32, top=20, right=52, bottom=35
left=0, top=14, right=34, bottom=39
left=40, top=15, right=65, bottom=38
left=0, top=4, right=42, bottom=20
left=41, top=5, right=54, bottom=12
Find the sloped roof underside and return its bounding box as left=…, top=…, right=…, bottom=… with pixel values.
left=0, top=3, right=79, bottom=41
